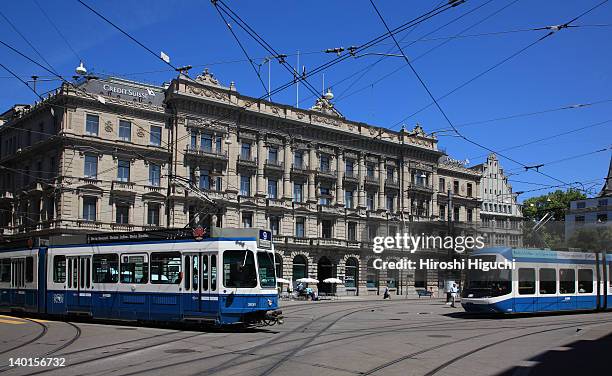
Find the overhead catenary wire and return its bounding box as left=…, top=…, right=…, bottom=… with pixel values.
left=33, top=0, right=82, bottom=63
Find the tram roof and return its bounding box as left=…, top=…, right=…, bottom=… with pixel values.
left=471, top=247, right=612, bottom=262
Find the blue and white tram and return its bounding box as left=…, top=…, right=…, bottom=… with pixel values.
left=461, top=247, right=612, bottom=314
left=0, top=228, right=283, bottom=326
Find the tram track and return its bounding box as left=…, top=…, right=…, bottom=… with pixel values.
left=360, top=318, right=612, bottom=376
left=0, top=318, right=48, bottom=356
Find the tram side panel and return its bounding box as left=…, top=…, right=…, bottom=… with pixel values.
left=0, top=249, right=40, bottom=313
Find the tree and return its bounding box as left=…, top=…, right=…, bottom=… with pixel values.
left=522, top=189, right=586, bottom=221
left=567, top=226, right=612, bottom=251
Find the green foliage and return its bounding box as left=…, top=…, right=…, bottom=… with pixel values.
left=522, top=189, right=586, bottom=221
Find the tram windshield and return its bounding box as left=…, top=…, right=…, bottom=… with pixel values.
left=463, top=256, right=511, bottom=298
left=223, top=250, right=257, bottom=288
left=257, top=251, right=276, bottom=288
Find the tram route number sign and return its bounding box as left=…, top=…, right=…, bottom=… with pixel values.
left=258, top=230, right=272, bottom=249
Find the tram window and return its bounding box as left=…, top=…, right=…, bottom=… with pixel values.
left=67, top=259, right=72, bottom=288
left=25, top=257, right=34, bottom=283
left=93, top=254, right=119, bottom=283
left=0, top=259, right=10, bottom=282
left=86, top=258, right=90, bottom=288
left=193, top=256, right=199, bottom=291
left=150, top=252, right=181, bottom=284
left=559, top=269, right=575, bottom=294
left=578, top=269, right=593, bottom=293
left=72, top=259, right=78, bottom=288
left=53, top=256, right=66, bottom=283
left=80, top=258, right=85, bottom=288
left=211, top=255, right=217, bottom=291
left=120, top=254, right=148, bottom=283
left=257, top=252, right=276, bottom=288
left=184, top=256, right=191, bottom=290
left=223, top=250, right=257, bottom=288
left=202, top=255, right=208, bottom=291
left=518, top=268, right=535, bottom=295
left=539, top=268, right=556, bottom=294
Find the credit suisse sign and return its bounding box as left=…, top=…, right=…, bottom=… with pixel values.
left=81, top=79, right=165, bottom=106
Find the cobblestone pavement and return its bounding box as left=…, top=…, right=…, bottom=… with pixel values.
left=1, top=299, right=610, bottom=376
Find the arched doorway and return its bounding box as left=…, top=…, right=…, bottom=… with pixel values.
left=317, top=256, right=334, bottom=294
left=292, top=255, right=308, bottom=288
left=366, top=258, right=379, bottom=294
left=387, top=259, right=399, bottom=294
left=274, top=253, right=283, bottom=278
left=344, top=257, right=359, bottom=294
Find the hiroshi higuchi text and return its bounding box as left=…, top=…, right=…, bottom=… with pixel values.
left=371, top=258, right=516, bottom=271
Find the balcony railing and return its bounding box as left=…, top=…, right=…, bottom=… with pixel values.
left=364, top=175, right=378, bottom=185
left=237, top=154, right=257, bottom=166
left=344, top=171, right=358, bottom=182
left=111, top=180, right=135, bottom=192
left=317, top=167, right=336, bottom=179
left=407, top=182, right=433, bottom=193
left=291, top=163, right=308, bottom=174
left=185, top=146, right=228, bottom=160
left=385, top=178, right=399, bottom=188
left=265, top=159, right=283, bottom=170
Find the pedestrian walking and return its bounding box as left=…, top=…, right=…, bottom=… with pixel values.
left=383, top=286, right=390, bottom=300
left=450, top=283, right=458, bottom=308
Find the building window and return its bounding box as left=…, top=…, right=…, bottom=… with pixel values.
left=347, top=222, right=357, bottom=241
left=241, top=142, right=251, bottom=159
left=386, top=166, right=394, bottom=180
left=467, top=183, right=473, bottom=197
left=345, top=160, right=354, bottom=177
left=116, top=204, right=129, bottom=224
left=190, top=131, right=197, bottom=149
left=321, top=219, right=333, bottom=238
left=439, top=205, right=446, bottom=220
left=268, top=147, right=278, bottom=163
left=268, top=179, right=278, bottom=199
left=215, top=136, right=222, bottom=153
left=366, top=163, right=375, bottom=177
left=270, top=216, right=280, bottom=235
left=84, top=154, right=98, bottom=179
left=83, top=196, right=97, bottom=221
left=467, top=208, right=473, bottom=222
left=386, top=194, right=394, bottom=212
left=200, top=134, right=212, bottom=151
left=147, top=203, right=160, bottom=226
left=117, top=159, right=130, bottom=182
left=293, top=183, right=303, bottom=202
left=415, top=171, right=427, bottom=186
left=598, top=199, right=608, bottom=207
left=367, top=193, right=375, bottom=211
left=149, top=164, right=161, bottom=186
left=368, top=224, right=377, bottom=239
left=575, top=215, right=585, bottom=224
left=453, top=206, right=460, bottom=221
left=439, top=177, right=445, bottom=192
left=576, top=201, right=586, bottom=209
left=345, top=258, right=358, bottom=288
left=453, top=180, right=459, bottom=195
left=85, top=114, right=99, bottom=136
left=294, top=151, right=303, bottom=168
left=240, top=175, right=251, bottom=196
left=242, top=212, right=253, bottom=228
left=150, top=125, right=162, bottom=146
left=320, top=155, right=330, bottom=172
left=199, top=169, right=210, bottom=190
left=295, top=217, right=305, bottom=237
left=345, top=190, right=354, bottom=209
left=319, top=186, right=331, bottom=205
left=118, top=120, right=131, bottom=141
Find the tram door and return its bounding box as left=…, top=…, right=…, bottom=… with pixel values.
left=65, top=256, right=92, bottom=313
left=10, top=258, right=26, bottom=306
left=184, top=253, right=217, bottom=318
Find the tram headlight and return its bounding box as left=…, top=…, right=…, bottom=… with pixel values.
left=267, top=299, right=273, bottom=307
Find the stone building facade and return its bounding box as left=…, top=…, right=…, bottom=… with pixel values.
left=0, top=71, right=483, bottom=295
left=470, top=154, right=523, bottom=247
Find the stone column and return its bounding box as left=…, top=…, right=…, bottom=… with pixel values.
left=378, top=158, right=385, bottom=209
left=336, top=150, right=344, bottom=206
left=401, top=159, right=410, bottom=211
left=308, top=146, right=317, bottom=202
left=256, top=135, right=266, bottom=197
left=358, top=153, right=366, bottom=208
left=226, top=129, right=239, bottom=193
left=283, top=140, right=292, bottom=199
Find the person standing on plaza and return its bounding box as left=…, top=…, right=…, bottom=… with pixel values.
left=383, top=286, right=390, bottom=299
left=450, top=283, right=459, bottom=308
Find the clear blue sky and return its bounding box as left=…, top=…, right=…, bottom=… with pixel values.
left=1, top=0, right=610, bottom=201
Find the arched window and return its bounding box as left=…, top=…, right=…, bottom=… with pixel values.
left=366, top=258, right=379, bottom=289
left=274, top=253, right=283, bottom=278
left=292, top=255, right=308, bottom=282
left=344, top=257, right=358, bottom=288
left=386, top=259, right=398, bottom=289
